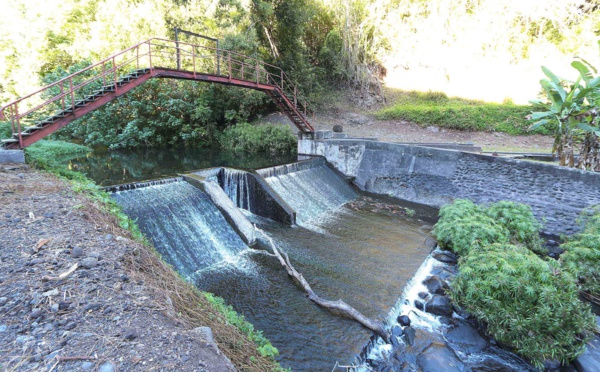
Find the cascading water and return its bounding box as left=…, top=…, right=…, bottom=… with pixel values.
left=221, top=168, right=251, bottom=210
left=112, top=180, right=247, bottom=279
left=257, top=158, right=357, bottom=224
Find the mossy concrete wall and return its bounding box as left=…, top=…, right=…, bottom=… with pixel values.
left=299, top=138, right=600, bottom=236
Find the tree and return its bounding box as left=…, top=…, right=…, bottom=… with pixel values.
left=529, top=43, right=600, bottom=170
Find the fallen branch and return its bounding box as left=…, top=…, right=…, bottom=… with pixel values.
left=255, top=227, right=388, bottom=341
left=56, top=355, right=97, bottom=362
left=42, top=263, right=78, bottom=282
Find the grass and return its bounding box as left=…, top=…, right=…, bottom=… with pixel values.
left=24, top=140, right=286, bottom=371
left=376, top=90, right=553, bottom=136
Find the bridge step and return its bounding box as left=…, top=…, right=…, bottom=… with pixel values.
left=2, top=68, right=153, bottom=148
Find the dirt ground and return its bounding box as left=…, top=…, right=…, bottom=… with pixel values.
left=0, top=165, right=266, bottom=372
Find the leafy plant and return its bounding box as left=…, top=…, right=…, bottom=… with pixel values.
left=219, top=122, right=297, bottom=154
left=450, top=243, right=596, bottom=368
left=485, top=201, right=545, bottom=254
left=529, top=43, right=600, bottom=170
left=561, top=234, right=600, bottom=295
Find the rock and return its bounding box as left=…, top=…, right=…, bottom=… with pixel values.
left=43, top=213, right=54, bottom=219
left=333, top=124, right=343, bottom=133
left=431, top=250, right=458, bottom=265
left=469, top=355, right=524, bottom=371
left=422, top=275, right=449, bottom=295
left=98, top=361, right=116, bottom=372
left=30, top=353, right=43, bottom=363
left=416, top=343, right=462, bottom=372
left=543, top=359, right=561, bottom=371
left=51, top=303, right=59, bottom=313
left=429, top=266, right=456, bottom=281
left=445, top=324, right=487, bottom=353
left=392, top=325, right=404, bottom=338
left=0, top=325, right=7, bottom=332
left=397, top=315, right=411, bottom=327
left=65, top=322, right=77, bottom=330
left=346, top=113, right=370, bottom=125
left=192, top=326, right=214, bottom=344
left=414, top=299, right=425, bottom=311
left=0, top=297, right=7, bottom=305
left=418, top=291, right=429, bottom=299
left=123, top=329, right=138, bottom=341
left=105, top=234, right=113, bottom=241
left=426, top=126, right=440, bottom=133
left=71, top=246, right=84, bottom=258
left=404, top=326, right=416, bottom=346
left=43, top=288, right=59, bottom=297
left=547, top=245, right=565, bottom=259
left=30, top=308, right=43, bottom=319
left=80, top=257, right=98, bottom=269
left=84, top=303, right=102, bottom=312
left=82, top=361, right=94, bottom=370
left=425, top=295, right=453, bottom=316
left=574, top=335, right=600, bottom=372
left=16, top=335, right=34, bottom=344
left=58, top=301, right=70, bottom=311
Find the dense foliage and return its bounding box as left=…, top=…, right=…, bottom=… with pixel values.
left=432, top=199, right=543, bottom=255
left=450, top=243, right=595, bottom=368
left=435, top=199, right=596, bottom=367
left=218, top=123, right=297, bottom=154
left=560, top=208, right=600, bottom=295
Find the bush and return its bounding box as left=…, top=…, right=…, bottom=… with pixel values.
left=450, top=243, right=596, bottom=368
left=433, top=199, right=544, bottom=256
left=485, top=201, right=544, bottom=254
left=376, top=91, right=553, bottom=135
left=433, top=214, right=509, bottom=256
left=0, top=121, right=12, bottom=139
left=561, top=234, right=600, bottom=295
left=218, top=123, right=297, bottom=154
left=25, top=140, right=91, bottom=169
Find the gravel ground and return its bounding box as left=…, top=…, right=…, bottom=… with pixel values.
left=0, top=165, right=236, bottom=372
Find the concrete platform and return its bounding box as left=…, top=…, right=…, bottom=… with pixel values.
left=0, top=150, right=25, bottom=164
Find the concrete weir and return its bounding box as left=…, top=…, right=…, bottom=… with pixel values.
left=299, top=135, right=600, bottom=236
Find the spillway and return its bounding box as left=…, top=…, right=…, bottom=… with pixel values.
left=112, top=180, right=248, bottom=279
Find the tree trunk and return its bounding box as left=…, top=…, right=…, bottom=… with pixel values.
left=255, top=227, right=389, bottom=341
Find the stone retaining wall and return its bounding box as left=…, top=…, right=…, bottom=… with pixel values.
left=299, top=138, right=600, bottom=236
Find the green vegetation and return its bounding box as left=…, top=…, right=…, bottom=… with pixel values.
left=376, top=91, right=547, bottom=135
left=435, top=199, right=596, bottom=368
left=450, top=243, right=595, bottom=368
left=204, top=293, right=281, bottom=360
left=218, top=123, right=297, bottom=154
left=529, top=46, right=600, bottom=170
left=433, top=199, right=543, bottom=255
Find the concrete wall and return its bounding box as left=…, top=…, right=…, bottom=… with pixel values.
left=0, top=150, right=25, bottom=164
left=299, top=138, right=600, bottom=236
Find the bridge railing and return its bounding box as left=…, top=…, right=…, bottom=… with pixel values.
left=1, top=38, right=314, bottom=147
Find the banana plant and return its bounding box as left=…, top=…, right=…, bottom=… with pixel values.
left=529, top=43, right=600, bottom=170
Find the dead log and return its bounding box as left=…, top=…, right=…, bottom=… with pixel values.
left=255, top=227, right=389, bottom=341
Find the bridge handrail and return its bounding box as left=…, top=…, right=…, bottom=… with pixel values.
left=0, top=37, right=314, bottom=142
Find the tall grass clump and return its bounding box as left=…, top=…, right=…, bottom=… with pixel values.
left=450, top=243, right=595, bottom=368
left=434, top=199, right=596, bottom=368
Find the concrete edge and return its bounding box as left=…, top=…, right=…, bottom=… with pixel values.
left=0, top=149, right=25, bottom=164
left=246, top=170, right=297, bottom=225
left=182, top=174, right=257, bottom=246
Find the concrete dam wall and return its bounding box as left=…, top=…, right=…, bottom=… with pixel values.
left=299, top=137, right=600, bottom=236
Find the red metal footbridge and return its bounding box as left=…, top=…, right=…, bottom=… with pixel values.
left=0, top=38, right=315, bottom=149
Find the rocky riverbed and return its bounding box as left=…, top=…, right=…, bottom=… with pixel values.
left=0, top=165, right=240, bottom=371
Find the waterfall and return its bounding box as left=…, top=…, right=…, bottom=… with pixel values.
left=221, top=168, right=251, bottom=210
left=111, top=180, right=247, bottom=279
left=257, top=158, right=357, bottom=224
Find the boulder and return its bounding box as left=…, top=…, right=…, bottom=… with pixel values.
left=422, top=275, right=449, bottom=295
left=332, top=124, right=343, bottom=133
left=425, top=295, right=453, bottom=317
left=397, top=314, right=411, bottom=327
left=574, top=335, right=600, bottom=372
left=445, top=324, right=487, bottom=353
left=430, top=266, right=456, bottom=281
left=416, top=342, right=462, bottom=372
left=432, top=250, right=458, bottom=265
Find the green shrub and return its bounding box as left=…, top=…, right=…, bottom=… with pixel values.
left=376, top=91, right=553, bottom=135
left=0, top=121, right=12, bottom=139
left=219, top=123, right=297, bottom=154
left=450, top=243, right=596, bottom=368
left=433, top=199, right=509, bottom=255
left=561, top=234, right=600, bottom=295
left=485, top=201, right=544, bottom=254
left=25, top=140, right=91, bottom=168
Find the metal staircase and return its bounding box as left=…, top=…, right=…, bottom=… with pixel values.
left=0, top=38, right=315, bottom=149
